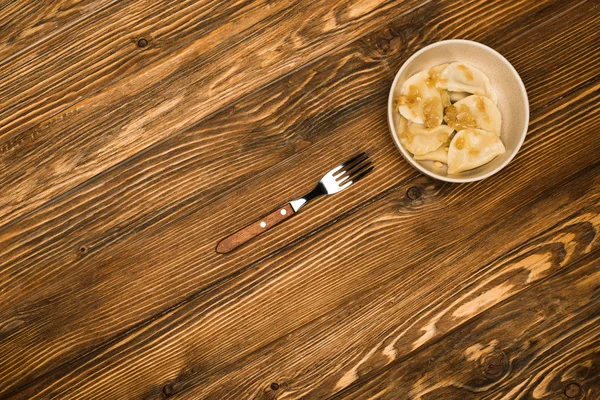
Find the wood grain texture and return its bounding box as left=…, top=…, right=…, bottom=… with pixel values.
left=333, top=251, right=600, bottom=399
left=1, top=0, right=599, bottom=399
left=0, top=0, right=113, bottom=63
left=0, top=0, right=424, bottom=227
left=10, top=92, right=600, bottom=398
left=177, top=194, right=600, bottom=399
left=0, top=0, right=263, bottom=141
left=1, top=0, right=592, bottom=394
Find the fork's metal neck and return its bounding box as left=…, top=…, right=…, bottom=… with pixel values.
left=289, top=198, right=307, bottom=212
left=289, top=183, right=325, bottom=212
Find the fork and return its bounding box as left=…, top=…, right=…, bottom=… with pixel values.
left=216, top=152, right=373, bottom=253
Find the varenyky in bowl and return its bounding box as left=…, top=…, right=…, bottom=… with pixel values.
left=395, top=62, right=505, bottom=174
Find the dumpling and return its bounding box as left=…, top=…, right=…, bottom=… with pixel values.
left=447, top=129, right=506, bottom=174
left=444, top=95, right=501, bottom=135
left=397, top=116, right=454, bottom=156
left=413, top=146, right=448, bottom=163
left=428, top=63, right=451, bottom=107
left=449, top=91, right=470, bottom=102
left=441, top=90, right=451, bottom=108
left=437, top=62, right=498, bottom=104
left=397, top=70, right=445, bottom=128
left=429, top=63, right=449, bottom=77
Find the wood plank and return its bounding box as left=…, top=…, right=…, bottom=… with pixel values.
left=7, top=39, right=598, bottom=400
left=176, top=200, right=600, bottom=399
left=8, top=84, right=600, bottom=398
left=2, top=0, right=591, bottom=267
left=0, top=0, right=425, bottom=226
left=0, top=0, right=267, bottom=141
left=332, top=253, right=600, bottom=399
left=515, top=1, right=600, bottom=112
left=0, top=0, right=114, bottom=64
left=1, top=0, right=598, bottom=395
left=2, top=0, right=590, bottom=308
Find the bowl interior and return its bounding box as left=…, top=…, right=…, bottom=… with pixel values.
left=388, top=40, right=528, bottom=182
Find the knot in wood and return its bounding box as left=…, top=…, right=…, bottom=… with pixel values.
left=369, top=30, right=401, bottom=57
left=564, top=383, right=582, bottom=398
left=407, top=186, right=423, bottom=200
left=375, top=37, right=392, bottom=55
left=480, top=350, right=508, bottom=378
left=137, top=38, right=149, bottom=48
left=270, top=382, right=279, bottom=390
left=162, top=383, right=174, bottom=397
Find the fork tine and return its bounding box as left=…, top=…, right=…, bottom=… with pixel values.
left=332, top=152, right=367, bottom=177
left=341, top=152, right=367, bottom=168
left=338, top=159, right=372, bottom=183
left=342, top=164, right=373, bottom=185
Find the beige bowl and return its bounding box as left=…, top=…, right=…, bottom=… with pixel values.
left=388, top=40, right=529, bottom=183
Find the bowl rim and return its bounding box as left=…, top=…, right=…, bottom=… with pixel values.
left=387, top=39, right=529, bottom=183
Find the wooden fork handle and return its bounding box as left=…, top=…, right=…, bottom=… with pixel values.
left=216, top=203, right=295, bottom=254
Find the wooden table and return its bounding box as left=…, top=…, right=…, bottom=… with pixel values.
left=1, top=1, right=599, bottom=399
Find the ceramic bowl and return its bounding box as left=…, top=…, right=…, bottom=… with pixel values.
left=387, top=40, right=529, bottom=182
